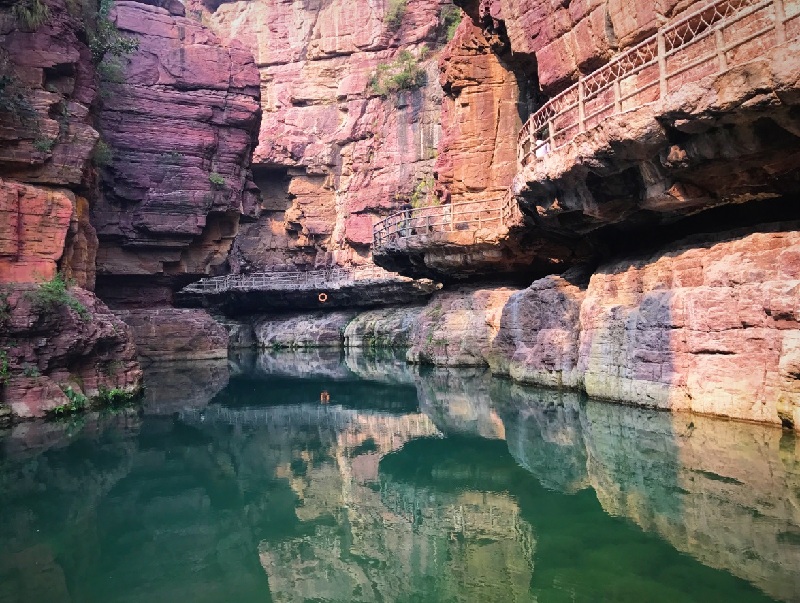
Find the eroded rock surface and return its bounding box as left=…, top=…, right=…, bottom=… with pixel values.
left=93, top=0, right=261, bottom=302
left=115, top=308, right=229, bottom=360
left=0, top=286, right=142, bottom=419
left=579, top=225, right=800, bottom=428
left=194, top=0, right=452, bottom=273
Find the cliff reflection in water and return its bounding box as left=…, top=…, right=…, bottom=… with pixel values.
left=0, top=350, right=797, bottom=602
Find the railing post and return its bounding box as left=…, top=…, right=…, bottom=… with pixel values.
left=548, top=118, right=555, bottom=149
left=774, top=0, right=787, bottom=44
left=577, top=78, right=586, bottom=133
left=714, top=28, right=727, bottom=72
left=613, top=79, right=622, bottom=113
left=657, top=30, right=667, bottom=99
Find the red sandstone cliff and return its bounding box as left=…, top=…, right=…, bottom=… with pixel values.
left=194, top=0, right=455, bottom=272
left=92, top=0, right=262, bottom=305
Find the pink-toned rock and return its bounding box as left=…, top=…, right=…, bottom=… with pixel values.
left=578, top=226, right=800, bottom=428
left=406, top=286, right=520, bottom=366
left=488, top=268, right=588, bottom=387
left=0, top=286, right=142, bottom=420
left=0, top=180, right=74, bottom=284
left=0, top=0, right=99, bottom=187
left=115, top=308, right=229, bottom=360
left=93, top=1, right=261, bottom=298
left=197, top=0, right=451, bottom=271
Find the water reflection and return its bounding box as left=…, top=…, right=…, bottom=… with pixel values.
left=0, top=351, right=797, bottom=602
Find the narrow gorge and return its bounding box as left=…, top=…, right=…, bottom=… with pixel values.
left=1, top=0, right=800, bottom=599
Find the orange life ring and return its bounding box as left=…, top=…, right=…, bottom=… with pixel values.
left=318, top=292, right=328, bottom=303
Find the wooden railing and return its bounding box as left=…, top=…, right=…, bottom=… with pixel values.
left=181, top=265, right=392, bottom=295
left=517, top=0, right=798, bottom=166
left=373, top=196, right=522, bottom=250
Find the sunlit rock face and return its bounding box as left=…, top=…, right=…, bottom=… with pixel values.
left=579, top=225, right=800, bottom=428
left=194, top=0, right=451, bottom=271
left=92, top=0, right=261, bottom=303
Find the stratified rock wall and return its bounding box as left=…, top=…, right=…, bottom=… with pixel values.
left=199, top=0, right=452, bottom=271
left=0, top=286, right=142, bottom=419
left=579, top=225, right=800, bottom=428
left=93, top=0, right=261, bottom=301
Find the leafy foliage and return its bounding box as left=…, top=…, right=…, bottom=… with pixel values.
left=50, top=386, right=88, bottom=416
left=11, top=0, right=50, bottom=30
left=209, top=172, right=225, bottom=186
left=368, top=48, right=427, bottom=97
left=385, top=0, right=406, bottom=31
left=440, top=5, right=462, bottom=41
left=88, top=0, right=139, bottom=64
left=0, top=68, right=36, bottom=123
left=0, top=350, right=9, bottom=386
left=33, top=136, right=55, bottom=153
left=410, top=174, right=436, bottom=208
left=27, top=273, right=90, bottom=321
left=97, top=386, right=137, bottom=406
left=93, top=138, right=113, bottom=165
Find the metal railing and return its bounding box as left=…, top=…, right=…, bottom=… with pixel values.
left=518, top=0, right=797, bottom=166
left=181, top=265, right=393, bottom=295
left=373, top=195, right=522, bottom=250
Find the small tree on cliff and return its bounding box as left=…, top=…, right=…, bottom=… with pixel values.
left=368, top=48, right=428, bottom=97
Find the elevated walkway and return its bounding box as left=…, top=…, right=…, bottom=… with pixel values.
left=175, top=266, right=441, bottom=315
left=517, top=0, right=798, bottom=166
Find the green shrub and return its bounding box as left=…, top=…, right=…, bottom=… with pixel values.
left=50, top=386, right=88, bottom=416
left=11, top=0, right=50, bottom=30
left=0, top=350, right=9, bottom=386
left=97, top=385, right=137, bottom=406
left=22, top=364, right=40, bottom=378
left=0, top=70, right=36, bottom=123
left=27, top=273, right=90, bottom=321
left=33, top=136, right=56, bottom=153
left=93, top=138, right=113, bottom=165
left=88, top=0, right=139, bottom=64
left=368, top=48, right=427, bottom=97
left=385, top=0, right=406, bottom=31
left=410, top=174, right=436, bottom=208
left=209, top=172, right=225, bottom=187
left=440, top=5, right=462, bottom=41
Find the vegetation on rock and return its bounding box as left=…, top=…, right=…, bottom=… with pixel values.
left=88, top=0, right=139, bottom=64
left=209, top=172, right=225, bottom=186
left=368, top=48, right=427, bottom=97
left=439, top=5, right=461, bottom=41
left=92, top=138, right=113, bottom=165
left=385, top=0, right=406, bottom=31
left=27, top=273, right=90, bottom=321
left=11, top=0, right=50, bottom=30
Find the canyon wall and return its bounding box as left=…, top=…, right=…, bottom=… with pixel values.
left=195, top=0, right=456, bottom=271
left=0, top=0, right=142, bottom=420
left=93, top=0, right=262, bottom=306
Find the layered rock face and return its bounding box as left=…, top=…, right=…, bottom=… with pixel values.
left=579, top=225, right=800, bottom=427
left=92, top=0, right=261, bottom=303
left=196, top=0, right=452, bottom=272
left=114, top=308, right=229, bottom=361
left=0, top=286, right=142, bottom=419
left=0, top=0, right=142, bottom=421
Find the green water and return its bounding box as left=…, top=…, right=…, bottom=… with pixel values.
left=1, top=349, right=799, bottom=603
